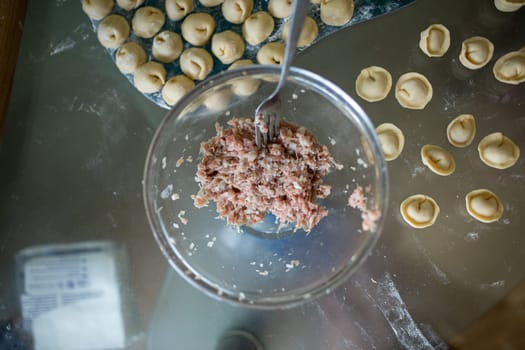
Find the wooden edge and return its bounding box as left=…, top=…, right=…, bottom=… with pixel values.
left=449, top=280, right=525, bottom=350
left=0, top=0, right=27, bottom=139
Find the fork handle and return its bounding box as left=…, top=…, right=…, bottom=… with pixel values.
left=275, top=0, right=309, bottom=93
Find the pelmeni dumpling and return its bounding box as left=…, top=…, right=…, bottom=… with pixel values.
left=395, top=72, right=433, bottom=110
left=211, top=31, right=245, bottom=64
left=165, top=0, right=194, bottom=21
left=203, top=88, right=233, bottom=111
left=181, top=13, right=216, bottom=46
left=478, top=132, right=520, bottom=169
left=375, top=123, right=404, bottom=161
left=493, top=50, right=525, bottom=85
left=282, top=16, right=318, bottom=48
left=421, top=144, right=456, bottom=176
left=419, top=24, right=450, bottom=57
left=447, top=114, right=476, bottom=148
left=242, top=11, right=274, bottom=46
left=152, top=31, right=183, bottom=63
left=82, top=0, right=114, bottom=20
left=97, top=15, right=130, bottom=48
left=132, top=6, right=165, bottom=39
left=465, top=189, right=503, bottom=223
left=180, top=48, right=214, bottom=80
left=320, top=0, right=354, bottom=26
left=257, top=42, right=285, bottom=64
left=400, top=194, right=440, bottom=229
left=229, top=59, right=254, bottom=69
left=200, top=0, right=224, bottom=7
left=268, top=0, right=292, bottom=19
left=228, top=59, right=260, bottom=96
left=494, top=0, right=525, bottom=12
left=162, top=75, right=195, bottom=106
left=116, top=0, right=144, bottom=11
left=459, top=36, right=494, bottom=70
left=115, top=41, right=147, bottom=74
left=222, top=0, right=253, bottom=24
left=134, top=62, right=166, bottom=93
left=355, top=66, right=392, bottom=102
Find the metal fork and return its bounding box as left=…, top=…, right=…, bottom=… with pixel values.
left=254, top=0, right=309, bottom=148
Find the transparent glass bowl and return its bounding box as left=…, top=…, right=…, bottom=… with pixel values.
left=143, top=66, right=388, bottom=309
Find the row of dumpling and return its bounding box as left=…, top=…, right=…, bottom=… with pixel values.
left=81, top=0, right=356, bottom=106
left=360, top=119, right=517, bottom=228
left=351, top=19, right=522, bottom=229
left=83, top=0, right=356, bottom=27
left=354, top=24, right=525, bottom=113
left=377, top=115, right=519, bottom=229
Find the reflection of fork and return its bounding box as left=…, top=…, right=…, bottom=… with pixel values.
left=254, top=0, right=309, bottom=148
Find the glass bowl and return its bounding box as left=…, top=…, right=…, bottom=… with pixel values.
left=143, top=65, right=388, bottom=309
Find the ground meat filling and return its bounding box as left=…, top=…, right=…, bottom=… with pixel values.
left=192, top=117, right=337, bottom=232
left=348, top=185, right=380, bottom=232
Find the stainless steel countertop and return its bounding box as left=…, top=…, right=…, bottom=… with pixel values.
left=1, top=0, right=524, bottom=349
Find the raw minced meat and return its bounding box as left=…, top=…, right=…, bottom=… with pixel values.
left=348, top=185, right=366, bottom=210
left=348, top=185, right=381, bottom=232
left=192, top=117, right=340, bottom=232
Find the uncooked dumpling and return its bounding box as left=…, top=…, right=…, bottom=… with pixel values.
left=228, top=59, right=260, bottom=96
left=478, top=132, right=520, bottom=169
left=181, top=13, right=216, bottom=46
left=320, top=0, right=354, bottom=26
left=395, top=72, right=433, bottom=110
left=447, top=114, right=476, bottom=148
left=82, top=0, right=114, bottom=20
left=134, top=62, right=166, bottom=93
left=421, top=144, right=456, bottom=176
left=152, top=31, right=183, bottom=63
left=375, top=123, right=404, bottom=161
left=200, top=0, right=224, bottom=6
left=165, top=0, right=194, bottom=21
left=256, top=42, right=285, bottom=64
left=222, top=0, right=253, bottom=24
left=355, top=66, right=392, bottom=102
left=116, top=41, right=147, bottom=74
left=211, top=31, right=245, bottom=64
left=268, top=0, right=292, bottom=19
left=229, top=59, right=253, bottom=69
left=162, top=75, right=195, bottom=106
left=465, top=189, right=503, bottom=223
left=493, top=50, right=525, bottom=85
left=494, top=0, right=525, bottom=12
left=400, top=194, right=440, bottom=229
left=132, top=6, right=165, bottom=39
left=419, top=24, right=450, bottom=57
left=242, top=11, right=274, bottom=46
left=282, top=16, right=318, bottom=48
left=116, top=0, right=144, bottom=11
left=203, top=88, right=233, bottom=111
left=180, top=48, right=214, bottom=80
left=459, top=36, right=494, bottom=70
left=97, top=15, right=130, bottom=48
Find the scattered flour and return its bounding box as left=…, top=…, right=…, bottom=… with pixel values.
left=464, top=232, right=479, bottom=241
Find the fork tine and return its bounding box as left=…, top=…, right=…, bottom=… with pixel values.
left=273, top=114, right=280, bottom=140
left=255, top=124, right=262, bottom=148
left=262, top=120, right=268, bottom=145
left=255, top=113, right=265, bottom=148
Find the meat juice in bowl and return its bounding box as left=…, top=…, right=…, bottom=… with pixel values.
left=143, top=65, right=388, bottom=309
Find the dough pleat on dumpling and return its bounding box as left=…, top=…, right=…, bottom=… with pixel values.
left=211, top=30, right=245, bottom=64
left=180, top=48, right=214, bottom=80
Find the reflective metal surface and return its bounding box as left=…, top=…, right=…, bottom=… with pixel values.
left=1, top=0, right=524, bottom=348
